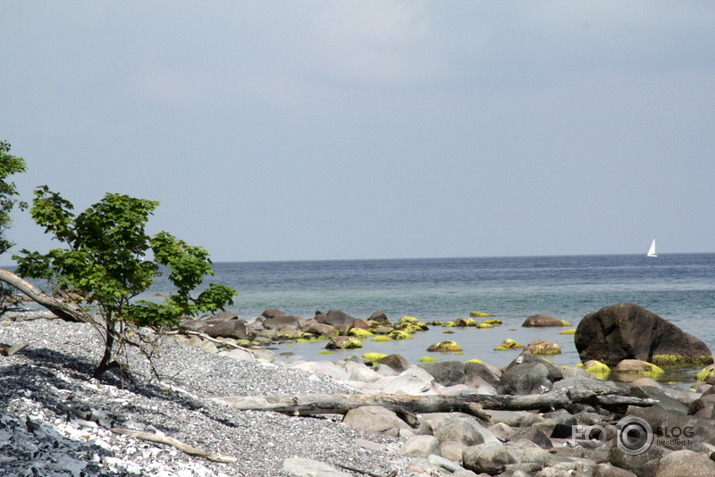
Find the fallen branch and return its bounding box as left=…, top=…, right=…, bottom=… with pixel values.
left=0, top=269, right=89, bottom=323
left=111, top=428, right=237, bottom=464
left=214, top=389, right=656, bottom=420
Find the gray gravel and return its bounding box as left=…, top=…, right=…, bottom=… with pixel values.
left=0, top=316, right=410, bottom=476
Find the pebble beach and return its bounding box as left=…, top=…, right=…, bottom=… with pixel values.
left=0, top=314, right=407, bottom=477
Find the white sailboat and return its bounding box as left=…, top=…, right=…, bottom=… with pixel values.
left=647, top=239, right=657, bottom=258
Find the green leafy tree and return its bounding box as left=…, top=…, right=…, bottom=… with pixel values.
left=0, top=142, right=28, bottom=311
left=14, top=186, right=236, bottom=378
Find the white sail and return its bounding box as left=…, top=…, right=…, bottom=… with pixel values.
left=647, top=239, right=657, bottom=257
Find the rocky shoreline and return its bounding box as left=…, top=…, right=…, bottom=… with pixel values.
left=3, top=309, right=715, bottom=476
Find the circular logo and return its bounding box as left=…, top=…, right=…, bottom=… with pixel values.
left=616, top=416, right=653, bottom=456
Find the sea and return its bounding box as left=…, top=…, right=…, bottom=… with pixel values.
left=143, top=253, right=715, bottom=382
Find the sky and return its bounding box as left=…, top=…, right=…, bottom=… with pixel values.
left=1, top=1, right=714, bottom=263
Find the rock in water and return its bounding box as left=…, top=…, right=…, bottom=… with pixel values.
left=575, top=303, right=713, bottom=367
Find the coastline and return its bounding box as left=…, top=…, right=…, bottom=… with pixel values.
left=3, top=312, right=715, bottom=476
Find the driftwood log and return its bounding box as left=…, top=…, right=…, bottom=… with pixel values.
left=111, top=428, right=237, bottom=464
left=215, top=389, right=657, bottom=422
left=0, top=268, right=89, bottom=323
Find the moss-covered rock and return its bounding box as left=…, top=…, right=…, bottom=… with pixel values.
left=326, top=336, right=363, bottom=349
left=696, top=364, right=715, bottom=382
left=525, top=339, right=561, bottom=355
left=442, top=329, right=455, bottom=334
left=651, top=354, right=715, bottom=367
left=612, top=359, right=664, bottom=378
left=348, top=328, right=374, bottom=338
left=388, top=330, right=413, bottom=340
left=476, top=323, right=494, bottom=329
left=418, top=356, right=440, bottom=363
left=493, top=338, right=524, bottom=351
left=395, top=316, right=429, bottom=332
left=363, top=352, right=388, bottom=364
left=372, top=335, right=394, bottom=342
left=481, top=318, right=502, bottom=326
left=469, top=311, right=494, bottom=317
left=559, top=328, right=576, bottom=335
left=454, top=317, right=477, bottom=327
left=427, top=340, right=463, bottom=352
left=442, top=321, right=456, bottom=328
left=465, top=358, right=484, bottom=364
left=576, top=360, right=611, bottom=380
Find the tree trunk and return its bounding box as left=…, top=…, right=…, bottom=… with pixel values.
left=214, top=389, right=656, bottom=419
left=0, top=268, right=89, bottom=323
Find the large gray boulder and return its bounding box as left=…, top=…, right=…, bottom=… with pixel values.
left=497, top=352, right=562, bottom=395
left=418, top=361, right=465, bottom=387
left=342, top=406, right=402, bottom=437
left=575, top=303, right=713, bottom=367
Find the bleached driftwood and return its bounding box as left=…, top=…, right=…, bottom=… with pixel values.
left=0, top=269, right=89, bottom=323
left=214, top=389, right=657, bottom=421
left=111, top=428, right=237, bottom=464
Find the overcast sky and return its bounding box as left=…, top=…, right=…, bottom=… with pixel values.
left=2, top=1, right=714, bottom=263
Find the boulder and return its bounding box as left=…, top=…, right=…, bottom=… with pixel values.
left=368, top=311, right=390, bottom=326
left=493, top=338, right=524, bottom=351
left=325, top=337, right=362, bottom=349
left=497, top=353, right=563, bottom=395
left=522, top=314, right=569, bottom=327
left=401, top=435, right=441, bottom=458
left=378, top=354, right=410, bottom=373
left=418, top=361, right=465, bottom=387
left=262, top=308, right=285, bottom=319
left=462, top=442, right=512, bottom=475
left=433, top=415, right=486, bottom=447
left=575, top=303, right=713, bottom=367
left=464, top=361, right=501, bottom=389
left=612, top=359, right=664, bottom=377
left=654, top=449, right=715, bottom=477
left=525, top=339, right=562, bottom=355
left=263, top=315, right=301, bottom=331
left=323, top=309, right=357, bottom=332
left=300, top=319, right=336, bottom=337
left=342, top=406, right=402, bottom=437
left=203, top=319, right=247, bottom=340
left=426, top=340, right=463, bottom=352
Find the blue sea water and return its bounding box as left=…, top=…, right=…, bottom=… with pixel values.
left=145, top=253, right=715, bottom=380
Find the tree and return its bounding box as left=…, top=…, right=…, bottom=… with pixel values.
left=13, top=186, right=236, bottom=378
left=0, top=141, right=28, bottom=311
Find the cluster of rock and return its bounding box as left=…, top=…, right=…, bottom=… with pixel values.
left=284, top=348, right=715, bottom=477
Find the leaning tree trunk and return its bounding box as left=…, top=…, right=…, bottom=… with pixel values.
left=0, top=268, right=89, bottom=323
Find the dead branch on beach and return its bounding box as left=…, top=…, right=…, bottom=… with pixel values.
left=213, top=389, right=657, bottom=422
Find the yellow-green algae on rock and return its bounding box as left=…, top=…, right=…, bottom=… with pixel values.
left=388, top=330, right=413, bottom=340
left=476, top=323, right=494, bottom=329
left=372, top=335, right=393, bottom=342
left=427, top=340, right=463, bottom=352
left=493, top=338, right=524, bottom=351
left=559, top=329, right=576, bottom=335
left=696, top=364, right=715, bottom=382
left=612, top=359, right=664, bottom=378
left=465, top=359, right=484, bottom=364
left=342, top=339, right=363, bottom=349
left=418, top=356, right=441, bottom=363
left=576, top=360, right=611, bottom=380
left=525, top=340, right=561, bottom=355
left=481, top=319, right=502, bottom=326
left=469, top=311, right=494, bottom=317
left=348, top=328, right=374, bottom=338
left=651, top=354, right=715, bottom=367
left=363, top=352, right=388, bottom=365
